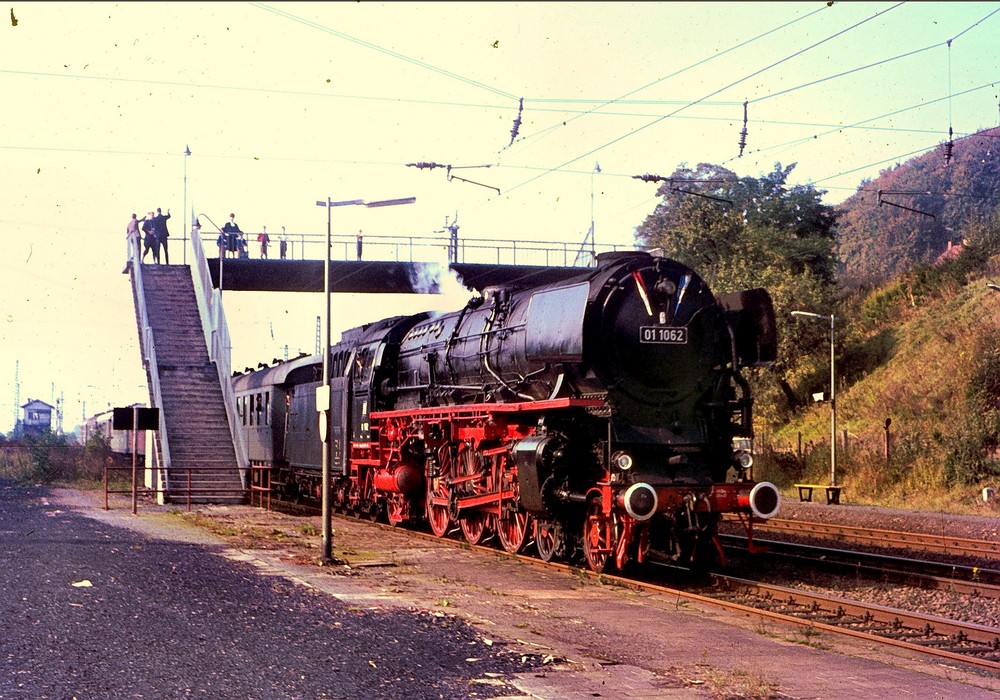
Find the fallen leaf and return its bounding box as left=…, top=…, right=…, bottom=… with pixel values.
left=72, top=580, right=92, bottom=588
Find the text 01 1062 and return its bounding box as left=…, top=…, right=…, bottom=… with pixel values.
left=639, top=326, right=688, bottom=344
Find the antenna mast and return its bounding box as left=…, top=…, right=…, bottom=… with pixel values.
left=13, top=360, right=19, bottom=431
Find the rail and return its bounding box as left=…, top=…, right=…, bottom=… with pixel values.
left=190, top=226, right=631, bottom=267
left=188, top=223, right=248, bottom=485
left=103, top=464, right=247, bottom=513
left=126, top=236, right=172, bottom=496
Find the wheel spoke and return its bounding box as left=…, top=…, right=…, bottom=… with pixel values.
left=582, top=498, right=617, bottom=573
left=497, top=507, right=529, bottom=553
left=426, top=442, right=455, bottom=538
left=534, top=519, right=563, bottom=562
left=460, top=510, right=489, bottom=545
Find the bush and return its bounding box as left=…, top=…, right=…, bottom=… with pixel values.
left=0, top=431, right=134, bottom=486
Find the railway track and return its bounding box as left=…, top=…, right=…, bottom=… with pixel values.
left=310, top=507, right=1000, bottom=675
left=252, top=497, right=1000, bottom=673
left=719, top=534, right=1000, bottom=597
left=706, top=574, right=1000, bottom=674
left=751, top=517, right=1000, bottom=561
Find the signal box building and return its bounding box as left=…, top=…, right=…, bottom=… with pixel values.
left=19, top=399, right=54, bottom=436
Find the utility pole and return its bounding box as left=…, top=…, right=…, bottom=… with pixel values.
left=314, top=195, right=416, bottom=564
left=13, top=360, right=19, bottom=432
left=183, top=145, right=191, bottom=265
left=590, top=162, right=600, bottom=260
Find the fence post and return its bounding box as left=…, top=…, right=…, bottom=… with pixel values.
left=131, top=406, right=139, bottom=515
left=883, top=417, right=892, bottom=467
left=797, top=432, right=803, bottom=469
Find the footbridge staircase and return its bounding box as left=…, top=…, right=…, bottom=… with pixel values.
left=125, top=237, right=247, bottom=504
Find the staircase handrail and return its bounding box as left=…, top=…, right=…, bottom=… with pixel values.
left=188, top=223, right=248, bottom=480
left=127, top=236, right=172, bottom=487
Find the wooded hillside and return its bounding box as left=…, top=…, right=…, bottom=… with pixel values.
left=836, top=126, right=1000, bottom=284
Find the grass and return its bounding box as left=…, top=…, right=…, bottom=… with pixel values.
left=703, top=666, right=780, bottom=700
left=762, top=271, right=1000, bottom=515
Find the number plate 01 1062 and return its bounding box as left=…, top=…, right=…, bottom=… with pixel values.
left=639, top=326, right=687, bottom=344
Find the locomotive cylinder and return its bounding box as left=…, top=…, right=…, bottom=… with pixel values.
left=374, top=464, right=424, bottom=495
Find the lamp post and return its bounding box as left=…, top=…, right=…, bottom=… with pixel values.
left=183, top=145, right=191, bottom=265
left=791, top=310, right=837, bottom=487
left=590, top=162, right=600, bottom=261
left=314, top=195, right=416, bottom=563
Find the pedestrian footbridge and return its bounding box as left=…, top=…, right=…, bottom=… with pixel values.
left=125, top=222, right=623, bottom=504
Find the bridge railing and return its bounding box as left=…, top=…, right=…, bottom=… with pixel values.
left=190, top=228, right=630, bottom=267
left=126, top=236, right=172, bottom=499
left=188, top=224, right=248, bottom=483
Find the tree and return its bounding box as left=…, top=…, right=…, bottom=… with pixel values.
left=634, top=162, right=840, bottom=419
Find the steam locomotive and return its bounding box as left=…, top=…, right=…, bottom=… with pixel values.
left=233, top=251, right=780, bottom=571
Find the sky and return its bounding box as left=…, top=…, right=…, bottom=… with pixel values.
left=2, top=1, right=999, bottom=434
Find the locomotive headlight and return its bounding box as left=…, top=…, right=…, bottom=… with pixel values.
left=612, top=451, right=634, bottom=471
left=734, top=451, right=753, bottom=470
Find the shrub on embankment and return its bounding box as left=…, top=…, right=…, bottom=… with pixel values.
left=754, top=247, right=1000, bottom=516
left=0, top=431, right=133, bottom=487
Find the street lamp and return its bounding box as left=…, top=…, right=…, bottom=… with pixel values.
left=314, top=195, right=416, bottom=563
left=791, top=310, right=838, bottom=487
left=589, top=162, right=600, bottom=261
left=183, top=145, right=191, bottom=265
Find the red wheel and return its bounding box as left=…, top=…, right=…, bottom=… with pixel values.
left=426, top=442, right=456, bottom=538
left=534, top=519, right=564, bottom=562
left=496, top=505, right=530, bottom=553
left=582, top=497, right=617, bottom=573
left=426, top=481, right=451, bottom=537
left=455, top=443, right=490, bottom=545
left=492, top=450, right=528, bottom=553
left=460, top=510, right=490, bottom=545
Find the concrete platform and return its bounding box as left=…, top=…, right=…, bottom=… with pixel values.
left=54, top=489, right=1000, bottom=699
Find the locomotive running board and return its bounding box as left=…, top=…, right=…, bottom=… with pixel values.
left=371, top=397, right=605, bottom=420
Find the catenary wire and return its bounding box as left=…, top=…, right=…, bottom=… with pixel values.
left=507, top=4, right=831, bottom=151
left=500, top=2, right=907, bottom=198
left=250, top=2, right=518, bottom=102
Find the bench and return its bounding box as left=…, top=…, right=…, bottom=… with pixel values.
left=794, top=484, right=843, bottom=505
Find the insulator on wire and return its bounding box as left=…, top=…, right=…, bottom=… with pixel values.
left=406, top=161, right=446, bottom=170
left=738, top=101, right=749, bottom=157
left=508, top=97, right=524, bottom=147
left=944, top=127, right=954, bottom=166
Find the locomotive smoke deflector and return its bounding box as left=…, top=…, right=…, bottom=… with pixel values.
left=716, top=288, right=778, bottom=367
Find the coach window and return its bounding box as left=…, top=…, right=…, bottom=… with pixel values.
left=265, top=392, right=270, bottom=425
left=256, top=393, right=263, bottom=425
